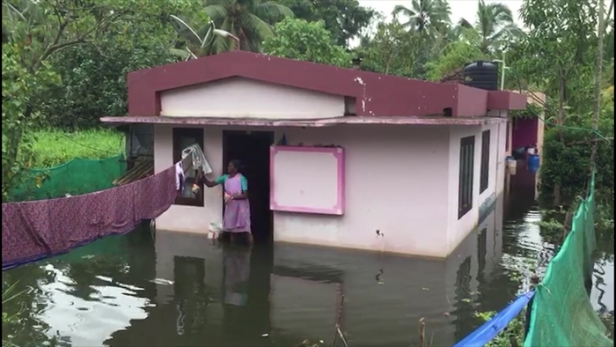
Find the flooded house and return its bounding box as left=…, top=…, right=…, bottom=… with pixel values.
left=106, top=195, right=506, bottom=346
left=101, top=51, right=526, bottom=258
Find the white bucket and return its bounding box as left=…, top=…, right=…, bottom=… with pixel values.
left=208, top=222, right=222, bottom=239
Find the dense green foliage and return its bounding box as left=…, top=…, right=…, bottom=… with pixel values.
left=1, top=0, right=612, bottom=201
left=1, top=0, right=614, bottom=344
left=30, top=129, right=125, bottom=168
left=509, top=0, right=613, bottom=203
left=263, top=18, right=351, bottom=67
left=40, top=18, right=179, bottom=129
left=277, top=0, right=375, bottom=46
left=2, top=44, right=59, bottom=201
left=1, top=0, right=202, bottom=201
left=203, top=0, right=294, bottom=53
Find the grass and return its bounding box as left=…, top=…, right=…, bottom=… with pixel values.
left=29, top=128, right=125, bottom=168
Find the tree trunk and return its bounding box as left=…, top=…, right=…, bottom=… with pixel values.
left=589, top=0, right=605, bottom=171
left=7, top=105, right=33, bottom=163
left=553, top=77, right=567, bottom=206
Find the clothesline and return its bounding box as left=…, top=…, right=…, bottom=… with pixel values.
left=1, top=150, right=199, bottom=270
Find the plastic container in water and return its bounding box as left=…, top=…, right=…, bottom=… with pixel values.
left=527, top=154, right=540, bottom=173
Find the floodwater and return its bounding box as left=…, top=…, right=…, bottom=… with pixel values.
left=3, top=172, right=614, bottom=347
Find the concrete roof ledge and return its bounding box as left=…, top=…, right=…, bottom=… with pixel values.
left=100, top=115, right=508, bottom=127
left=487, top=90, right=527, bottom=110
left=455, top=84, right=490, bottom=117
left=125, top=51, right=528, bottom=118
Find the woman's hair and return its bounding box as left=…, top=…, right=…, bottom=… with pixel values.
left=229, top=159, right=244, bottom=173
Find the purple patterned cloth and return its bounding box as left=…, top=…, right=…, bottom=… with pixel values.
left=134, top=166, right=177, bottom=220
left=223, top=174, right=251, bottom=233
left=2, top=165, right=177, bottom=269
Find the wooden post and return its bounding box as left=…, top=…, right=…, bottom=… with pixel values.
left=418, top=318, right=426, bottom=347
left=332, top=295, right=346, bottom=347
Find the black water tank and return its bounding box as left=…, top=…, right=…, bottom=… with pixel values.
left=463, top=61, right=498, bottom=91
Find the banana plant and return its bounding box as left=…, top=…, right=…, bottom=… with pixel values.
left=169, top=14, right=238, bottom=60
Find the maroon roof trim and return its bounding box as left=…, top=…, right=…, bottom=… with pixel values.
left=100, top=115, right=507, bottom=127
left=127, top=51, right=526, bottom=118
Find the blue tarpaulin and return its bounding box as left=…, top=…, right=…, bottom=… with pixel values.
left=454, top=291, right=535, bottom=347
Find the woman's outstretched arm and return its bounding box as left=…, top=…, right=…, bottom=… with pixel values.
left=197, top=169, right=218, bottom=188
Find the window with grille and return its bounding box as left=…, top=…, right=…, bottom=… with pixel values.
left=173, top=128, right=204, bottom=207
left=480, top=130, right=490, bottom=193
left=458, top=136, right=475, bottom=219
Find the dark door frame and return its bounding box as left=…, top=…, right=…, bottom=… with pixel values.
left=222, top=130, right=275, bottom=240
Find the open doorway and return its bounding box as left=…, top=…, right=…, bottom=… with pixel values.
left=223, top=130, right=274, bottom=244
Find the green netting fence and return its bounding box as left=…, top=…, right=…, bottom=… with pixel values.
left=524, top=172, right=613, bottom=347
left=10, top=155, right=125, bottom=202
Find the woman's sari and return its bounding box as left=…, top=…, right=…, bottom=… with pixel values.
left=222, top=174, right=251, bottom=233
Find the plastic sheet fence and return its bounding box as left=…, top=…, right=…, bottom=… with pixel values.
left=10, top=155, right=125, bottom=201
left=524, top=172, right=613, bottom=347
left=454, top=291, right=535, bottom=347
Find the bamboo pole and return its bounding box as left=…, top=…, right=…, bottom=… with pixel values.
left=418, top=318, right=426, bottom=347
left=332, top=295, right=347, bottom=347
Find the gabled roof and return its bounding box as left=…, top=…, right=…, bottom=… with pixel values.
left=126, top=51, right=526, bottom=118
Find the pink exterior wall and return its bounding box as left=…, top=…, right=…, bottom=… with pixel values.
left=154, top=125, right=225, bottom=233
left=150, top=81, right=508, bottom=258
left=153, top=124, right=452, bottom=257
left=272, top=125, right=451, bottom=257
left=159, top=78, right=346, bottom=119
left=445, top=120, right=507, bottom=254
left=270, top=146, right=345, bottom=215
left=152, top=120, right=507, bottom=258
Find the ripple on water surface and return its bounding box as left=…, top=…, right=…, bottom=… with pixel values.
left=2, top=192, right=613, bottom=346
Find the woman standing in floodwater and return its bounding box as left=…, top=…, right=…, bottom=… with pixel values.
left=198, top=159, right=252, bottom=243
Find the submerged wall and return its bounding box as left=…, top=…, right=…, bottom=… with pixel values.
left=153, top=119, right=507, bottom=258
left=446, top=120, right=507, bottom=255
left=271, top=125, right=451, bottom=257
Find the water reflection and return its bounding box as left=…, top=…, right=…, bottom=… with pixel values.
left=223, top=246, right=250, bottom=307
left=2, top=175, right=614, bottom=346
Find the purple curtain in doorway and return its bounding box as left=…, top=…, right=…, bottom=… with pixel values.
left=511, top=118, right=539, bottom=151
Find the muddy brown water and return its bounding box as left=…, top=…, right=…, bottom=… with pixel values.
left=2, top=174, right=613, bottom=347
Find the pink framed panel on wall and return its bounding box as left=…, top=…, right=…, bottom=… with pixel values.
left=270, top=146, right=345, bottom=215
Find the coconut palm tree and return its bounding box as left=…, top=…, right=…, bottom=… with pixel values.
left=391, top=0, right=451, bottom=37
left=456, top=0, right=523, bottom=54
left=203, top=0, right=294, bottom=53
left=169, top=16, right=238, bottom=60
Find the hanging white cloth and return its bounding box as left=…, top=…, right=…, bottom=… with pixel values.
left=181, top=144, right=212, bottom=174
left=175, top=162, right=185, bottom=191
